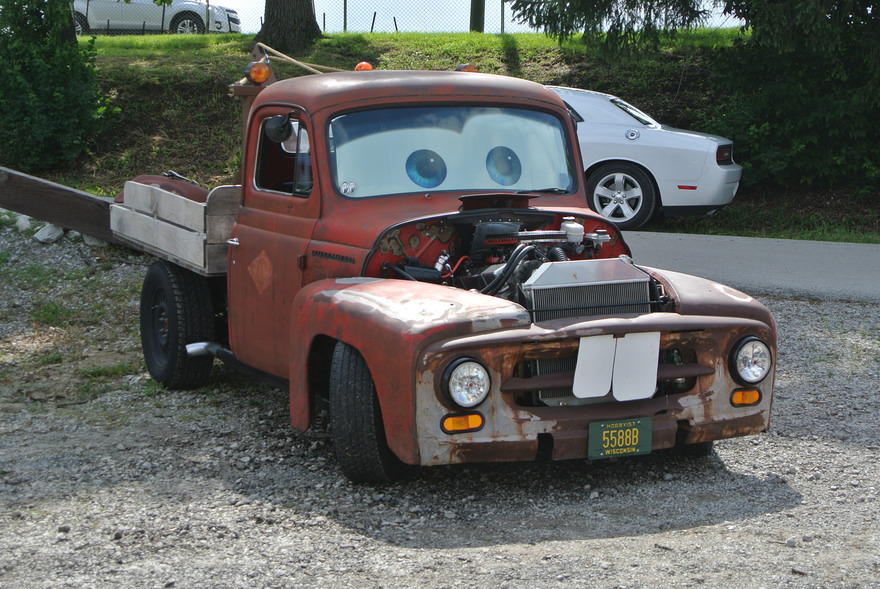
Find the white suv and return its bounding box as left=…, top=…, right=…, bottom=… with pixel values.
left=73, top=0, right=241, bottom=35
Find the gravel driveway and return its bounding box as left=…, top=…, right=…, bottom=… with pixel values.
left=1, top=220, right=878, bottom=588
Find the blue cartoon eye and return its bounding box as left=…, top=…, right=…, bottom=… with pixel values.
left=486, top=146, right=521, bottom=186
left=406, top=150, right=447, bottom=188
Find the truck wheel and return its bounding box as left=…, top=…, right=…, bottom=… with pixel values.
left=329, top=342, right=406, bottom=483
left=140, top=260, right=215, bottom=389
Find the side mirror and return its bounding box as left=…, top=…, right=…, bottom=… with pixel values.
left=264, top=114, right=293, bottom=143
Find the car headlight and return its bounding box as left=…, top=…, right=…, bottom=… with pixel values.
left=443, top=358, right=490, bottom=408
left=730, top=337, right=771, bottom=384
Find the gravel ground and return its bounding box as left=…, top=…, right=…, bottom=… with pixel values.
left=1, top=217, right=878, bottom=588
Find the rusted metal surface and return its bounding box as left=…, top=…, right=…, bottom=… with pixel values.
left=287, top=277, right=532, bottom=464
left=0, top=166, right=119, bottom=243
left=406, top=268, right=776, bottom=466
left=112, top=174, right=209, bottom=204
left=225, top=71, right=779, bottom=469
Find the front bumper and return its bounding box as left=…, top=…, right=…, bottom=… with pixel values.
left=414, top=312, right=774, bottom=466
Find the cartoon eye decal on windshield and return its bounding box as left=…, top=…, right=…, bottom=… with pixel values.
left=486, top=146, right=521, bottom=186
left=406, top=149, right=447, bottom=188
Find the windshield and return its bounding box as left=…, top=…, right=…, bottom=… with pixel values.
left=329, top=106, right=576, bottom=198
left=610, top=98, right=659, bottom=127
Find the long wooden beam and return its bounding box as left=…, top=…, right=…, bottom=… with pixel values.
left=0, top=166, right=119, bottom=244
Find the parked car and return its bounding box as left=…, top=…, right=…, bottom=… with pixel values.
left=548, top=86, right=742, bottom=230
left=73, top=0, right=240, bottom=35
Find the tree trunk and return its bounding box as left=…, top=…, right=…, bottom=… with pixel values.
left=256, top=0, right=321, bottom=54
left=470, top=0, right=485, bottom=32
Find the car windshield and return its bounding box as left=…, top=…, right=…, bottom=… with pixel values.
left=329, top=106, right=576, bottom=198
left=610, top=98, right=659, bottom=127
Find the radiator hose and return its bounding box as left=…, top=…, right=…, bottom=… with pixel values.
left=480, top=244, right=537, bottom=295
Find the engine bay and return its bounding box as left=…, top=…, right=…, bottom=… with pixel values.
left=363, top=206, right=642, bottom=314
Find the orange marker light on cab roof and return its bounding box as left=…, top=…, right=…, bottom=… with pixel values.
left=245, top=60, right=272, bottom=85
left=454, top=63, right=477, bottom=72
left=354, top=61, right=373, bottom=71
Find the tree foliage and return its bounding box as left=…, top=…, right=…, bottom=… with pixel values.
left=509, top=0, right=710, bottom=49
left=707, top=1, right=880, bottom=190
left=0, top=0, right=106, bottom=171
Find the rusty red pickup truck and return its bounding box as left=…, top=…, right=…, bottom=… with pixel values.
left=1, top=59, right=776, bottom=483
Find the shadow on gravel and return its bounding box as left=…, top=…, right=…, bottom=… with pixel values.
left=204, top=377, right=803, bottom=549
left=1, top=368, right=802, bottom=552
left=257, top=454, right=802, bottom=549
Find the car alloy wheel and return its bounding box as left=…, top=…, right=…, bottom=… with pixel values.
left=586, top=163, right=657, bottom=230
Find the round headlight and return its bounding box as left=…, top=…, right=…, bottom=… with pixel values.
left=444, top=359, right=491, bottom=408
left=731, top=337, right=772, bottom=384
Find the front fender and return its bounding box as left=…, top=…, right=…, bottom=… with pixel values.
left=645, top=267, right=777, bottom=346
left=288, top=277, right=530, bottom=464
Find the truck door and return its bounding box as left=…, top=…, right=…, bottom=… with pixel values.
left=227, top=108, right=320, bottom=379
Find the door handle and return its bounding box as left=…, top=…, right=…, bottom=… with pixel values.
left=226, top=237, right=240, bottom=247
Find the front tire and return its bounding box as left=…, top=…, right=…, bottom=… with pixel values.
left=586, top=163, right=657, bottom=230
left=170, top=12, right=204, bottom=34
left=329, top=342, right=406, bottom=483
left=140, top=260, right=214, bottom=389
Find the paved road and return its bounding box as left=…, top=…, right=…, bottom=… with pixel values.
left=625, top=232, right=880, bottom=302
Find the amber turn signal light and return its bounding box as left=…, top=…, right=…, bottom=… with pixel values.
left=731, top=388, right=761, bottom=407
left=441, top=412, right=484, bottom=434
left=245, top=60, right=272, bottom=85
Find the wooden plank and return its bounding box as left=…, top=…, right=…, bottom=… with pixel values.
left=123, top=181, right=206, bottom=232
left=110, top=205, right=205, bottom=267
left=0, top=166, right=119, bottom=243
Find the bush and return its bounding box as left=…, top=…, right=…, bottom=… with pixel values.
left=0, top=0, right=106, bottom=171
left=702, top=39, right=880, bottom=192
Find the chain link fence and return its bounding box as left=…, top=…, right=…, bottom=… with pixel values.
left=72, top=1, right=539, bottom=36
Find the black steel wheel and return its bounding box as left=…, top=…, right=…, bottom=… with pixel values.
left=329, top=342, right=406, bottom=483
left=586, top=162, right=657, bottom=230
left=170, top=12, right=204, bottom=34
left=140, top=260, right=214, bottom=389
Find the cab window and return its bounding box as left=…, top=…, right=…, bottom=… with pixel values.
left=255, top=118, right=313, bottom=196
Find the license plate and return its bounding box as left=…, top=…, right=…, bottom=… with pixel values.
left=588, top=418, right=652, bottom=459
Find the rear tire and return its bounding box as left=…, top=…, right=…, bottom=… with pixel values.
left=140, top=260, right=214, bottom=389
left=586, top=162, right=657, bottom=230
left=329, top=342, right=406, bottom=483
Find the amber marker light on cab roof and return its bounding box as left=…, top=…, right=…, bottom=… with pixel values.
left=245, top=59, right=271, bottom=85
left=354, top=61, right=373, bottom=71
left=441, top=412, right=484, bottom=434
left=731, top=388, right=762, bottom=407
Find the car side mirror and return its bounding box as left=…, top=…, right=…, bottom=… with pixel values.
left=264, top=113, right=294, bottom=143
